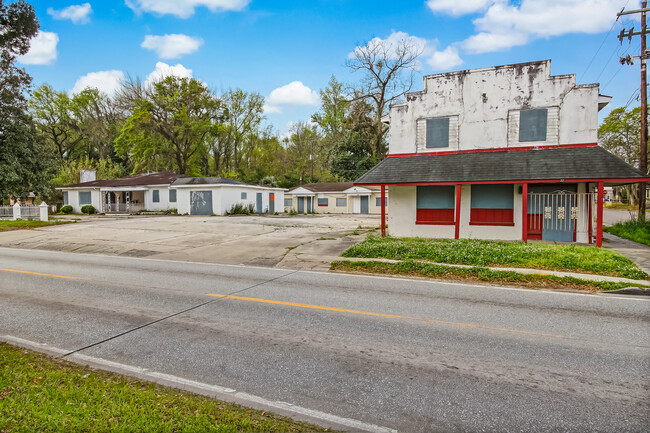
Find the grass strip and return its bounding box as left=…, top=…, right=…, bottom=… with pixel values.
left=604, top=219, right=650, bottom=246
left=331, top=260, right=650, bottom=292
left=0, top=342, right=332, bottom=433
left=342, top=235, right=648, bottom=280
left=0, top=220, right=73, bottom=232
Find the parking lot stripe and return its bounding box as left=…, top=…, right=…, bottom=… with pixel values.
left=206, top=293, right=565, bottom=339
left=0, top=268, right=78, bottom=279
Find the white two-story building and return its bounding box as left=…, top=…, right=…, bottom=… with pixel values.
left=355, top=60, right=648, bottom=246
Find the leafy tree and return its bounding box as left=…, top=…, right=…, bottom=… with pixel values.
left=311, top=75, right=348, bottom=161
left=598, top=106, right=648, bottom=205
left=116, top=76, right=222, bottom=175
left=210, top=88, right=264, bottom=174
left=0, top=0, right=54, bottom=199
left=346, top=36, right=422, bottom=158
left=330, top=131, right=377, bottom=181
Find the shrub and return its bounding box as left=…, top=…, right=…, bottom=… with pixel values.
left=81, top=205, right=96, bottom=214
left=60, top=205, right=73, bottom=214
left=226, top=202, right=255, bottom=215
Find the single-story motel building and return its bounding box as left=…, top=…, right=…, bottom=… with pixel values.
left=284, top=182, right=386, bottom=214
left=58, top=172, right=284, bottom=216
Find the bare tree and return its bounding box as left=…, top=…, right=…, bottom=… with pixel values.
left=346, top=36, right=423, bottom=157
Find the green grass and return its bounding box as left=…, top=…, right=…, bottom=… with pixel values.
left=604, top=219, right=650, bottom=246
left=0, top=343, right=331, bottom=433
left=342, top=236, right=647, bottom=280
left=0, top=220, right=73, bottom=232
left=331, top=260, right=649, bottom=292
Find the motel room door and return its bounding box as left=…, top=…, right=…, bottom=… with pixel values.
left=190, top=191, right=213, bottom=215
left=298, top=197, right=304, bottom=213
left=268, top=193, right=275, bottom=213
left=256, top=193, right=263, bottom=213
left=528, top=185, right=576, bottom=242
left=360, top=196, right=369, bottom=214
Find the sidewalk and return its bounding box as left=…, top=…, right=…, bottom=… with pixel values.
left=602, top=232, right=650, bottom=276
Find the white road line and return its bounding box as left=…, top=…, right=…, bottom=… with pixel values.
left=1, top=335, right=397, bottom=433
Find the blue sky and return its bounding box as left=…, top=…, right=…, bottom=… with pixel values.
left=18, top=1, right=644, bottom=135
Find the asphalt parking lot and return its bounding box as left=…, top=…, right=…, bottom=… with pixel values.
left=0, top=214, right=380, bottom=271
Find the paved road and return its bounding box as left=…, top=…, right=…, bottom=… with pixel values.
left=1, top=247, right=648, bottom=432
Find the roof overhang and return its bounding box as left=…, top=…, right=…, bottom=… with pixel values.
left=354, top=145, right=649, bottom=187
left=598, top=94, right=612, bottom=111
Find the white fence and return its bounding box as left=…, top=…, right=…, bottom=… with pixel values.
left=0, top=203, right=49, bottom=221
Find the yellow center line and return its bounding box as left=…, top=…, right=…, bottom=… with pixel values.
left=1, top=269, right=79, bottom=279
left=207, top=294, right=564, bottom=339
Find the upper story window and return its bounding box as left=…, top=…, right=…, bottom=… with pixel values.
left=417, top=116, right=458, bottom=152
left=519, top=108, right=548, bottom=142
left=426, top=117, right=450, bottom=148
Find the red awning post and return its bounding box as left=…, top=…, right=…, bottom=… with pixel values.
left=381, top=185, right=386, bottom=237
left=597, top=181, right=604, bottom=247
left=455, top=184, right=461, bottom=239
left=522, top=183, right=528, bottom=243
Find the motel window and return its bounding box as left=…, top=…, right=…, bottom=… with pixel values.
left=79, top=191, right=91, bottom=205
left=416, top=186, right=455, bottom=224
left=519, top=109, right=547, bottom=142
left=318, top=198, right=328, bottom=206
left=470, top=184, right=514, bottom=226
left=376, top=197, right=388, bottom=207
left=169, top=189, right=177, bottom=203
left=241, top=192, right=247, bottom=200
left=63, top=192, right=68, bottom=205
left=426, top=117, right=450, bottom=148
left=152, top=190, right=160, bottom=203
left=284, top=198, right=293, bottom=207
left=336, top=198, right=347, bottom=207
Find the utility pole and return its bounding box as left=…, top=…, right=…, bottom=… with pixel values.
left=618, top=2, right=649, bottom=221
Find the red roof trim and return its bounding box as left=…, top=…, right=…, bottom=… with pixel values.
left=387, top=143, right=598, bottom=158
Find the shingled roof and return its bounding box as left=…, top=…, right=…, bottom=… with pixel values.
left=287, top=182, right=380, bottom=193
left=171, top=177, right=246, bottom=186
left=62, top=172, right=186, bottom=188
left=355, top=146, right=647, bottom=186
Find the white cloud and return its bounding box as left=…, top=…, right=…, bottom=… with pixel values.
left=426, top=0, right=493, bottom=16
left=463, top=0, right=633, bottom=54
left=349, top=31, right=464, bottom=72
left=71, top=70, right=126, bottom=96
left=145, top=62, right=193, bottom=86
left=349, top=31, right=428, bottom=60
left=427, top=46, right=463, bottom=70
left=126, top=0, right=250, bottom=18
left=17, top=31, right=59, bottom=65
left=264, top=81, right=319, bottom=114
left=141, top=34, right=204, bottom=59
left=47, top=3, right=92, bottom=24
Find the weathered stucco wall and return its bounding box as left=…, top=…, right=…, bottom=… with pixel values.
left=389, top=60, right=600, bottom=155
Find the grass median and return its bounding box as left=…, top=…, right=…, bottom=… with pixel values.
left=0, top=220, right=73, bottom=232
left=331, top=260, right=649, bottom=292
left=0, top=343, right=331, bottom=433
left=342, top=235, right=647, bottom=280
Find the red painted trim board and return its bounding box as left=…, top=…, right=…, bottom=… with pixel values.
left=597, top=181, right=604, bottom=248
left=381, top=185, right=386, bottom=237
left=455, top=184, right=461, bottom=239
left=522, top=183, right=528, bottom=243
